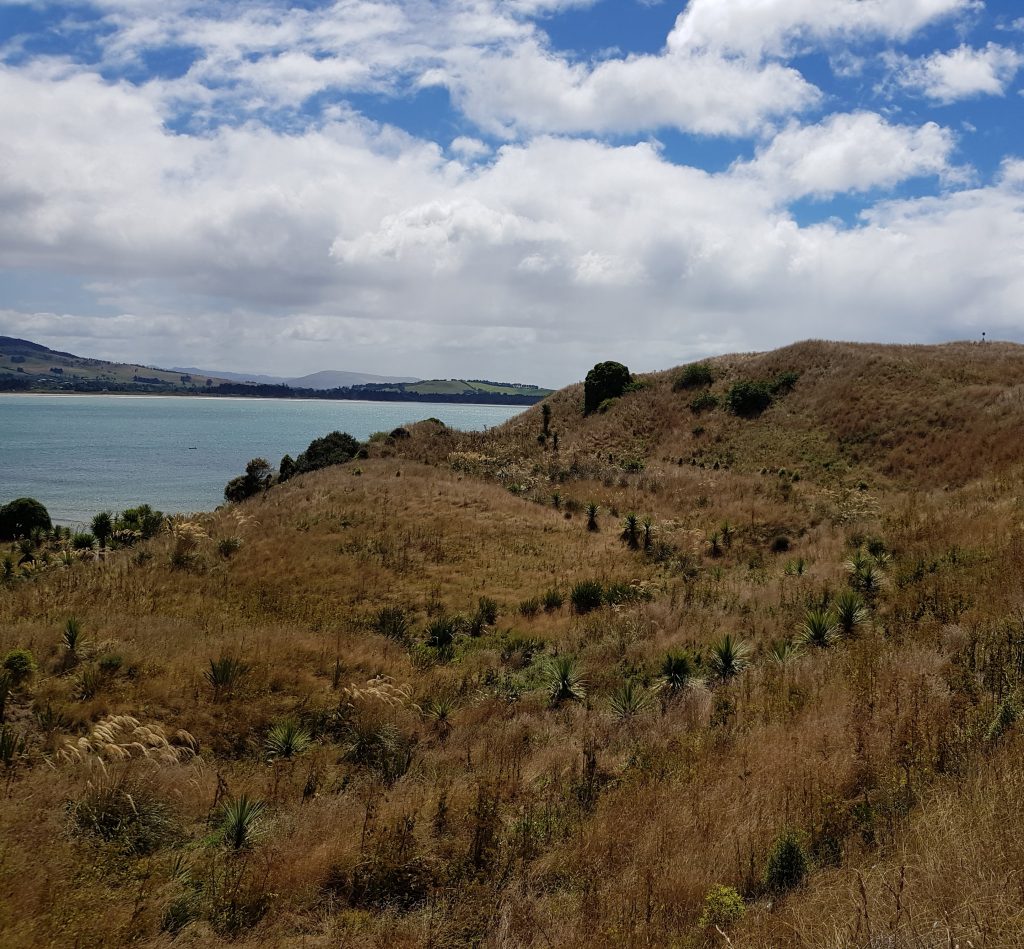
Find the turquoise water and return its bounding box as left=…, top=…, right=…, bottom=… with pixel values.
left=0, top=395, right=522, bottom=525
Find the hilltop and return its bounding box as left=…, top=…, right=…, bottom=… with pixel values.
left=2, top=339, right=1024, bottom=947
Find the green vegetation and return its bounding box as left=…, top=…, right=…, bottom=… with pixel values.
left=0, top=497, right=51, bottom=541
left=584, top=360, right=631, bottom=414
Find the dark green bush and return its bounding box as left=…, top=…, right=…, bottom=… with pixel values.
left=571, top=580, right=604, bottom=614
left=764, top=830, right=808, bottom=894
left=2, top=649, right=36, bottom=685
left=584, top=361, right=631, bottom=415
left=726, top=380, right=774, bottom=417
left=674, top=362, right=715, bottom=390
left=0, top=497, right=51, bottom=541
left=688, top=392, right=719, bottom=414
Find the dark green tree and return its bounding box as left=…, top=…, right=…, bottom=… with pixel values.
left=224, top=458, right=273, bottom=504
left=541, top=403, right=552, bottom=436
left=278, top=454, right=296, bottom=483
left=90, top=511, right=113, bottom=547
left=584, top=361, right=631, bottom=415
left=0, top=498, right=51, bottom=541
left=294, top=431, right=360, bottom=474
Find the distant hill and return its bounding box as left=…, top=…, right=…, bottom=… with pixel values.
left=0, top=336, right=551, bottom=403
left=174, top=366, right=421, bottom=389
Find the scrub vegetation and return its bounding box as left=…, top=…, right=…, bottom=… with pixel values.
left=3, top=339, right=1024, bottom=947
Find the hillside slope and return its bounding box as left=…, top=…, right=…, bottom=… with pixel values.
left=398, top=340, right=1024, bottom=491
left=4, top=340, right=1024, bottom=947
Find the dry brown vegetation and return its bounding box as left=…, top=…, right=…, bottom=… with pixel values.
left=4, top=339, right=1024, bottom=947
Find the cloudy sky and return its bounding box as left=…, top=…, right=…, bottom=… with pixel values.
left=1, top=0, right=1022, bottom=385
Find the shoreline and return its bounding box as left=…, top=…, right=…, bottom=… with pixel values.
left=0, top=391, right=534, bottom=408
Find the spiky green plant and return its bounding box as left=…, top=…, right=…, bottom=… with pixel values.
left=659, top=651, right=697, bottom=693
left=641, top=516, right=653, bottom=551
left=621, top=513, right=640, bottom=549
left=833, top=589, right=867, bottom=638
left=204, top=656, right=248, bottom=699
left=570, top=579, right=604, bottom=614
left=708, top=635, right=750, bottom=681
left=219, top=795, right=267, bottom=850
left=422, top=693, right=459, bottom=737
left=796, top=608, right=839, bottom=649
left=424, top=615, right=462, bottom=650
left=0, top=671, right=10, bottom=724
left=586, top=503, right=599, bottom=532
left=767, top=640, right=802, bottom=666
left=0, top=724, right=26, bottom=768
left=62, top=616, right=84, bottom=654
left=543, top=656, right=587, bottom=706
left=609, top=680, right=653, bottom=721
left=374, top=606, right=409, bottom=642
left=265, top=718, right=313, bottom=760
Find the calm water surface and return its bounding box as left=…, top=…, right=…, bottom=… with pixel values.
left=0, top=395, right=523, bottom=524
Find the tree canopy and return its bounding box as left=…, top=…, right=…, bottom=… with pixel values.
left=584, top=361, right=631, bottom=415
left=0, top=497, right=52, bottom=540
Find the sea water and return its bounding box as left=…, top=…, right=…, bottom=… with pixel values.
left=0, top=394, right=523, bottom=525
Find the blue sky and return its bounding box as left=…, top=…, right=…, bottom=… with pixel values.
left=0, top=0, right=1022, bottom=384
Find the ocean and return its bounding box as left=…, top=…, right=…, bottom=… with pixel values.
left=0, top=394, right=523, bottom=525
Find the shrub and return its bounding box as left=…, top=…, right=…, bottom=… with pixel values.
left=571, top=580, right=604, bottom=614
left=770, top=534, right=791, bottom=553
left=90, top=511, right=113, bottom=547
left=542, top=587, right=564, bottom=612
left=476, top=596, right=499, bottom=626
left=586, top=502, right=599, bottom=532
left=265, top=718, right=313, bottom=760
left=425, top=615, right=462, bottom=650
left=674, top=362, right=715, bottom=390
left=71, top=532, right=96, bottom=550
left=342, top=721, right=413, bottom=784
left=764, top=830, right=808, bottom=894
left=0, top=497, right=51, bottom=541
left=698, top=884, right=745, bottom=932
left=219, top=795, right=266, bottom=850
left=542, top=656, right=586, bottom=706
left=374, top=606, right=410, bottom=642
left=224, top=458, right=273, bottom=503
left=293, top=431, right=360, bottom=475
left=708, top=635, right=750, bottom=681
left=596, top=397, right=619, bottom=414
left=71, top=780, right=179, bottom=854
left=584, top=361, right=631, bottom=415
left=217, top=537, right=242, bottom=559
left=3, top=649, right=36, bottom=686
left=609, top=680, right=652, bottom=721
left=796, top=608, right=839, bottom=649
left=689, top=391, right=719, bottom=414
left=726, top=380, right=773, bottom=417
left=659, top=651, right=697, bottom=694
left=205, top=656, right=248, bottom=699
left=621, top=513, right=640, bottom=549
left=518, top=597, right=540, bottom=618
left=116, top=504, right=164, bottom=539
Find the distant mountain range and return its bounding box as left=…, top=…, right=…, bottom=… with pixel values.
left=173, top=366, right=420, bottom=389
left=0, top=336, right=552, bottom=405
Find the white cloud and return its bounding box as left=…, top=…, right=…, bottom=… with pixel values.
left=732, top=112, right=960, bottom=201
left=890, top=42, right=1024, bottom=102
left=669, top=0, right=977, bottom=59
left=429, top=40, right=819, bottom=137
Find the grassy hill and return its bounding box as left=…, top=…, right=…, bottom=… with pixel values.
left=0, top=336, right=234, bottom=391
left=3, top=339, right=1024, bottom=947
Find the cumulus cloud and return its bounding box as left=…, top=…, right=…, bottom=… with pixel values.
left=889, top=42, right=1024, bottom=102
left=669, top=0, right=977, bottom=58
left=731, top=112, right=960, bottom=201
left=1, top=0, right=1022, bottom=382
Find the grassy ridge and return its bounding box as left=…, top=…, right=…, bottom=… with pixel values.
left=2, top=339, right=1024, bottom=946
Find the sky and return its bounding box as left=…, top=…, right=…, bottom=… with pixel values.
left=0, top=0, right=1022, bottom=386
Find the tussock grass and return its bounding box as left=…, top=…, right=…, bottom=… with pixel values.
left=4, top=342, right=1024, bottom=945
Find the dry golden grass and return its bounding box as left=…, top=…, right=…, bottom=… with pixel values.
left=3, top=341, right=1024, bottom=947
